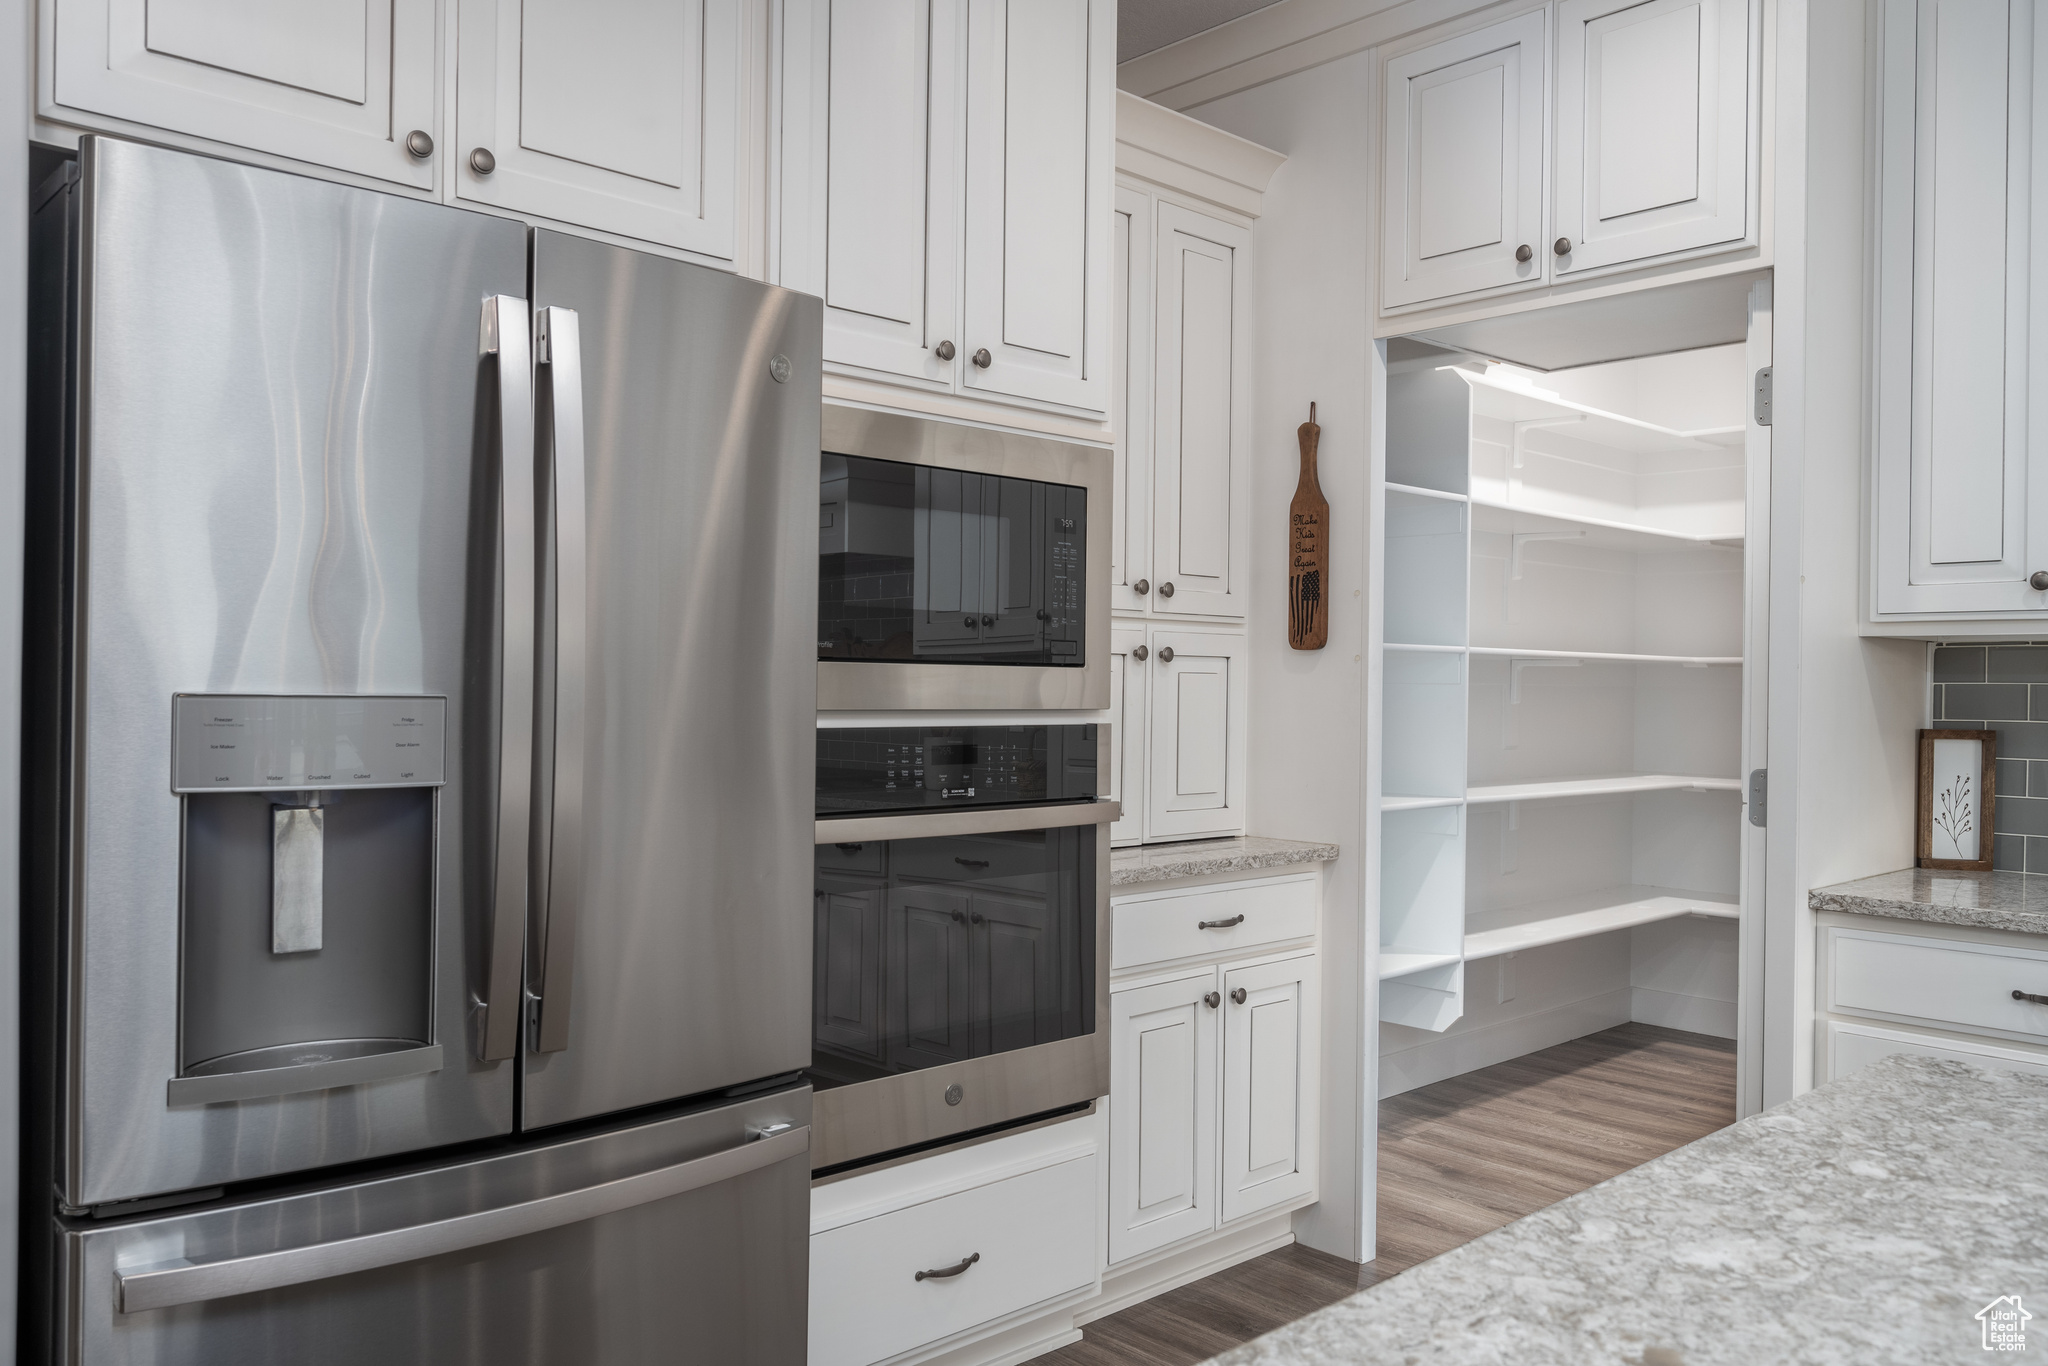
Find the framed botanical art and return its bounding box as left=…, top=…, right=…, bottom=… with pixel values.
left=1918, top=728, right=1996, bottom=871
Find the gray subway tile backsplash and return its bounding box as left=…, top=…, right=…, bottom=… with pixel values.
left=1933, top=643, right=2048, bottom=870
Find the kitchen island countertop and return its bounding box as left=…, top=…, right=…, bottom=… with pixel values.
left=1203, top=1054, right=2048, bottom=1366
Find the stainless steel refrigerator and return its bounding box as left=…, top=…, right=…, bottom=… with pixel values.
left=21, top=135, right=820, bottom=1365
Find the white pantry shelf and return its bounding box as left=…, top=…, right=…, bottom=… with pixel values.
left=1379, top=951, right=1462, bottom=980
left=1470, top=497, right=1742, bottom=552
left=1382, top=793, right=1464, bottom=812
left=1384, top=642, right=1466, bottom=655
left=1455, top=367, right=1745, bottom=456
left=1464, top=885, right=1739, bottom=961
left=1386, top=481, right=1469, bottom=504
left=1465, top=774, right=1742, bottom=805
left=1467, top=646, right=1741, bottom=667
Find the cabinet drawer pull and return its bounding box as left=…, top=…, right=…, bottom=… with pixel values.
left=954, top=857, right=989, bottom=870
left=2016, top=989, right=2048, bottom=1006
left=1198, top=914, right=1245, bottom=930
left=834, top=842, right=865, bottom=854
left=916, top=1252, right=981, bottom=1282
left=1204, top=991, right=1220, bottom=1009
left=1230, top=987, right=1248, bottom=1005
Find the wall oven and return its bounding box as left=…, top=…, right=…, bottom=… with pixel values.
left=818, top=407, right=1112, bottom=711
left=809, top=722, right=1116, bottom=1170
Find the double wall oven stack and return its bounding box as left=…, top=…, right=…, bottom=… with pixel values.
left=811, top=410, right=1117, bottom=1171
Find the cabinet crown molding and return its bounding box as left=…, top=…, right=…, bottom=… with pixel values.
left=1115, top=91, right=1285, bottom=219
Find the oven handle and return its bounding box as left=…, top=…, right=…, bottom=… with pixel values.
left=815, top=800, right=1120, bottom=845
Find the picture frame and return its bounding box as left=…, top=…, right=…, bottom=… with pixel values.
left=1917, top=728, right=1997, bottom=871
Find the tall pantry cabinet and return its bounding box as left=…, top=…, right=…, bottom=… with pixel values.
left=1106, top=95, right=1284, bottom=848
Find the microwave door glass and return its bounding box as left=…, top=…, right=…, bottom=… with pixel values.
left=820, top=454, right=1085, bottom=666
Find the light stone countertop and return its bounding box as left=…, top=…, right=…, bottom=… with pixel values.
left=1809, top=866, right=2048, bottom=936
left=1109, top=835, right=1339, bottom=888
left=1203, top=1054, right=2048, bottom=1366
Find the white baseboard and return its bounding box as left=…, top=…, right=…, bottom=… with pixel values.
left=900, top=1313, right=1084, bottom=1366
left=1631, top=986, right=1736, bottom=1039
left=1378, top=988, right=1633, bottom=1098
left=1077, top=1207, right=1303, bottom=1325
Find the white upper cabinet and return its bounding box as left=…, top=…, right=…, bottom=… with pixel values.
left=960, top=0, right=1116, bottom=412
left=456, top=0, right=741, bottom=259
left=779, top=0, right=1114, bottom=416
left=1872, top=0, right=2048, bottom=620
left=1113, top=187, right=1155, bottom=612
left=48, top=0, right=439, bottom=188
left=1152, top=204, right=1253, bottom=617
left=1553, top=0, right=1752, bottom=274
left=1380, top=10, right=1548, bottom=309
left=1108, top=625, right=1149, bottom=847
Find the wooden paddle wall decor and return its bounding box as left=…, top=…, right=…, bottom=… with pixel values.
left=1289, top=402, right=1329, bottom=649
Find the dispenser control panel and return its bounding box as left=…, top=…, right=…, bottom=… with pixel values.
left=171, top=694, right=447, bottom=792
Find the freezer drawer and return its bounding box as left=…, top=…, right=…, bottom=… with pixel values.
left=58, top=1085, right=811, bottom=1366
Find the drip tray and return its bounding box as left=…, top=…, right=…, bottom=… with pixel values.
left=169, top=1037, right=442, bottom=1109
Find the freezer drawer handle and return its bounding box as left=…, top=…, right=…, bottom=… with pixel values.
left=915, top=1252, right=980, bottom=1282
left=114, top=1124, right=811, bottom=1314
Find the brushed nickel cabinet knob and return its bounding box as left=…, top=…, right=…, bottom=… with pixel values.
left=2031, top=571, right=2048, bottom=591
left=1157, top=646, right=1174, bottom=663
left=971, top=348, right=992, bottom=369
left=404, top=130, right=434, bottom=159
left=470, top=147, right=497, bottom=176
left=935, top=340, right=956, bottom=360
left=1133, top=578, right=1149, bottom=595
left=1158, top=581, right=1174, bottom=598
left=1515, top=244, right=1533, bottom=262
left=1554, top=237, right=1572, bottom=256
left=1132, top=644, right=1148, bottom=662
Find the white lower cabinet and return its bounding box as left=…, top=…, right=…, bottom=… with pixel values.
left=1817, top=918, right=2048, bottom=1083
left=1110, top=624, right=1247, bottom=845
left=810, top=1114, right=1102, bottom=1366
left=1108, top=947, right=1319, bottom=1265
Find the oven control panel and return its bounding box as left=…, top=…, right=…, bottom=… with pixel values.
left=815, top=724, right=1097, bottom=816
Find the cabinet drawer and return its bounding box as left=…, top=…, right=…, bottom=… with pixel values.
left=890, top=830, right=1055, bottom=886
left=809, top=1152, right=1098, bottom=1366
left=1113, top=875, right=1315, bottom=971
left=1827, top=928, right=2048, bottom=1044
left=1826, top=1020, right=2048, bottom=1083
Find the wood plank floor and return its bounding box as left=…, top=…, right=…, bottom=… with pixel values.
left=1032, top=1023, right=1736, bottom=1366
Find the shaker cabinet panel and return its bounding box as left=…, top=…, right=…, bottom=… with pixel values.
left=1220, top=953, right=1319, bottom=1223
left=1152, top=205, right=1252, bottom=618
left=961, top=0, right=1115, bottom=412
left=1108, top=971, right=1218, bottom=1263
left=50, top=0, right=438, bottom=188
left=1872, top=0, right=2048, bottom=616
left=815, top=876, right=888, bottom=1063
left=1113, top=188, right=1155, bottom=612
left=1380, top=10, right=1547, bottom=308
left=1553, top=0, right=1753, bottom=274
left=1146, top=630, right=1248, bottom=842
left=1109, top=626, right=1150, bottom=847
left=456, top=0, right=740, bottom=258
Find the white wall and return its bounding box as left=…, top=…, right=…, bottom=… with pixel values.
left=1767, top=0, right=1925, bottom=1104
left=1176, top=51, right=1376, bottom=1262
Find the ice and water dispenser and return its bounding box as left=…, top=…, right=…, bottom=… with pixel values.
left=169, top=695, right=447, bottom=1106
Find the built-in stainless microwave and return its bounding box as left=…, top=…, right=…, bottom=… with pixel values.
left=818, top=407, right=1111, bottom=711
left=809, top=722, right=1115, bottom=1171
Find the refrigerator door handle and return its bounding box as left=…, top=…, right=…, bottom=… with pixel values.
left=113, top=1124, right=811, bottom=1314
left=533, top=305, right=588, bottom=1055
left=480, top=294, right=536, bottom=1063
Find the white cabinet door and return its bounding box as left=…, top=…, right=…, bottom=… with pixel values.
left=1220, top=953, right=1319, bottom=1223
left=50, top=0, right=438, bottom=188
left=1153, top=204, right=1252, bottom=618
left=1108, top=971, right=1218, bottom=1263
left=1108, top=625, right=1149, bottom=846
left=960, top=0, right=1115, bottom=412
left=1873, top=0, right=2048, bottom=616
left=1146, top=629, right=1248, bottom=841
left=1553, top=0, right=1753, bottom=275
left=1113, top=186, right=1155, bottom=612
left=780, top=0, right=960, bottom=382
left=1380, top=10, right=1548, bottom=309
left=456, top=0, right=740, bottom=258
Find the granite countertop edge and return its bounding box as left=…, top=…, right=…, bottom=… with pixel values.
left=1110, top=835, right=1340, bottom=888
left=1809, top=866, right=2048, bottom=936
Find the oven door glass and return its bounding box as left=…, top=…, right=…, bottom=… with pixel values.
left=809, top=825, right=1096, bottom=1087
left=818, top=453, right=1086, bottom=666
